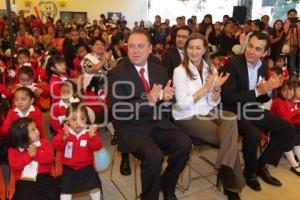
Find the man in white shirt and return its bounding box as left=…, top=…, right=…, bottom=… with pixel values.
left=221, top=32, right=293, bottom=192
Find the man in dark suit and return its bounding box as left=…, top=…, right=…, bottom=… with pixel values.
left=161, top=26, right=191, bottom=79
left=108, top=30, right=192, bottom=200
left=221, top=32, right=293, bottom=191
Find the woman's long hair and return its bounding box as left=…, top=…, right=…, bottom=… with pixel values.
left=182, top=33, right=212, bottom=80
left=272, top=20, right=284, bottom=37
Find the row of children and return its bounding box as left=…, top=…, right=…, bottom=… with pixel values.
left=0, top=43, right=109, bottom=199
left=7, top=100, right=103, bottom=200
left=271, top=80, right=300, bottom=175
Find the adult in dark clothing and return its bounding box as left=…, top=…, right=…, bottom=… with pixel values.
left=108, top=31, right=192, bottom=200
left=109, top=35, right=127, bottom=61
left=63, top=29, right=84, bottom=75
left=198, top=14, right=214, bottom=38
left=170, top=17, right=184, bottom=46
left=270, top=20, right=285, bottom=61
left=161, top=26, right=191, bottom=79
left=221, top=32, right=293, bottom=192
left=149, top=15, right=162, bottom=45
left=218, top=22, right=239, bottom=56
left=208, top=21, right=222, bottom=48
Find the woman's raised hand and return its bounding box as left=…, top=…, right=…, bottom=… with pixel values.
left=214, top=72, right=230, bottom=89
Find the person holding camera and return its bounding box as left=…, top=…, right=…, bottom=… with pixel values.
left=283, top=9, right=300, bottom=49
left=283, top=9, right=300, bottom=76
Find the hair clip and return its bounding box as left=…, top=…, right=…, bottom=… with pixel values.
left=19, top=123, right=26, bottom=129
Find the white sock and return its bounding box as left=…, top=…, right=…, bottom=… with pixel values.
left=293, top=146, right=300, bottom=162
left=90, top=190, right=101, bottom=200
left=285, top=151, right=299, bottom=168
left=60, top=194, right=72, bottom=200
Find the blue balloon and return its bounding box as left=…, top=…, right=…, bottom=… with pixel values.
left=94, top=148, right=112, bottom=173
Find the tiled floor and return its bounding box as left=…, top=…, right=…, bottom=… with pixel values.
left=71, top=130, right=300, bottom=200
left=42, top=113, right=300, bottom=200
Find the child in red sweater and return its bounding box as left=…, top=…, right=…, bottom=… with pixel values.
left=31, top=47, right=47, bottom=82
left=46, top=55, right=68, bottom=103
left=275, top=55, right=289, bottom=80
left=71, top=44, right=88, bottom=78
left=8, top=117, right=58, bottom=200
left=9, top=65, right=50, bottom=110
left=7, top=49, right=32, bottom=85
left=50, top=80, right=79, bottom=133
left=52, top=102, right=102, bottom=200
left=0, top=87, right=46, bottom=139
left=270, top=80, right=300, bottom=176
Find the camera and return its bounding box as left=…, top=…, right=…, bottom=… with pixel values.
left=101, top=63, right=110, bottom=74
left=289, top=17, right=299, bottom=27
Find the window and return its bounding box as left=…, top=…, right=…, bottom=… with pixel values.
left=148, top=0, right=238, bottom=24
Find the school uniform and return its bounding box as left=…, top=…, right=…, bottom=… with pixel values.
left=49, top=74, right=68, bottom=103
left=30, top=57, right=47, bottom=82
left=0, top=84, right=11, bottom=100
left=0, top=105, right=46, bottom=139
left=10, top=82, right=50, bottom=109
left=52, top=127, right=102, bottom=194
left=8, top=139, right=59, bottom=200
left=49, top=97, right=80, bottom=133
left=271, top=98, right=300, bottom=150
left=71, top=56, right=82, bottom=78
left=8, top=63, right=39, bottom=85
left=271, top=98, right=300, bottom=125
left=83, top=89, right=108, bottom=124
left=282, top=66, right=290, bottom=80
left=0, top=60, right=7, bottom=86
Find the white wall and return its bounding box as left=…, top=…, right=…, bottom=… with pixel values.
left=0, top=0, right=148, bottom=28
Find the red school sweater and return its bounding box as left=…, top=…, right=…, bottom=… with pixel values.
left=52, top=128, right=102, bottom=170
left=49, top=74, right=68, bottom=103
left=0, top=105, right=46, bottom=138
left=270, top=98, right=300, bottom=125
left=8, top=139, right=54, bottom=181
left=49, top=98, right=80, bottom=133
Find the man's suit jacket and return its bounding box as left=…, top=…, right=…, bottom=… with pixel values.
left=221, top=55, right=270, bottom=114
left=108, top=57, right=177, bottom=152
left=161, top=47, right=182, bottom=79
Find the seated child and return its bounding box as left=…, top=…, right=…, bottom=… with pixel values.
left=50, top=80, right=79, bottom=133
left=52, top=103, right=102, bottom=200
left=10, top=65, right=50, bottom=110
left=275, top=55, right=289, bottom=80
left=46, top=55, right=68, bottom=103
left=271, top=80, right=300, bottom=176
left=31, top=47, right=47, bottom=82
left=7, top=49, right=32, bottom=85
left=71, top=44, right=88, bottom=78
left=8, top=117, right=58, bottom=200
left=0, top=87, right=46, bottom=139
left=210, top=53, right=222, bottom=71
